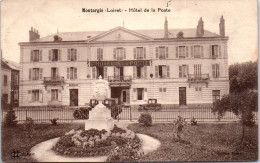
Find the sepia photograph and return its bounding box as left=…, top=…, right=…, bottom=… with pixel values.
left=1, top=0, right=258, bottom=162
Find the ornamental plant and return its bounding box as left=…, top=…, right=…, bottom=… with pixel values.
left=173, top=116, right=186, bottom=141
left=4, top=105, right=18, bottom=127
left=24, top=117, right=34, bottom=137
left=138, top=112, right=152, bottom=126
left=50, top=118, right=59, bottom=126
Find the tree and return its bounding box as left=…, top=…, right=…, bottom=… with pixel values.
left=229, top=61, right=257, bottom=93
left=212, top=91, right=258, bottom=140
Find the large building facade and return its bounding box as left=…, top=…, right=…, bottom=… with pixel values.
left=19, top=17, right=229, bottom=107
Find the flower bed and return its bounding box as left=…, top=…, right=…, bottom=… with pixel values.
left=52, top=125, right=143, bottom=161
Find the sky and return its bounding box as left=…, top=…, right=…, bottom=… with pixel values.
left=1, top=0, right=258, bottom=64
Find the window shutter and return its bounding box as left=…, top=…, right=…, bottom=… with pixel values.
left=217, top=64, right=220, bottom=77
left=29, top=68, right=32, bottom=80
left=159, top=88, right=162, bottom=92
left=30, top=50, right=33, bottom=62
left=113, top=48, right=116, bottom=60
left=166, top=66, right=170, bottom=78
left=68, top=49, right=71, bottom=61
left=155, top=66, right=159, bottom=78
left=166, top=47, right=169, bottom=58
left=74, top=52, right=77, bottom=61
left=176, top=47, right=179, bottom=58
left=49, top=50, right=52, bottom=61
left=39, top=90, right=43, bottom=102
left=133, top=66, right=137, bottom=79
left=92, top=67, right=96, bottom=79
left=187, top=65, right=189, bottom=76
left=156, top=47, right=159, bottom=58
left=144, top=66, right=147, bottom=79
left=58, top=49, right=61, bottom=60
left=190, top=46, right=194, bottom=58
left=179, top=66, right=182, bottom=78
left=212, top=64, right=216, bottom=78
left=133, top=88, right=137, bottom=100
left=57, top=68, right=59, bottom=77
left=219, top=45, right=221, bottom=57
left=39, top=68, right=43, bottom=80
left=58, top=90, right=62, bottom=101
left=186, top=46, right=189, bottom=57
left=163, top=88, right=166, bottom=92
left=144, top=47, right=146, bottom=59
left=201, top=46, right=204, bottom=58
left=73, top=68, right=77, bottom=79
left=134, top=48, right=136, bottom=59
left=67, top=68, right=70, bottom=79
left=123, top=48, right=126, bottom=59
left=39, top=50, right=42, bottom=61
left=104, top=67, right=107, bottom=79
left=28, top=90, right=32, bottom=102
left=144, top=88, right=148, bottom=100
left=210, top=45, right=213, bottom=57
left=96, top=48, right=99, bottom=60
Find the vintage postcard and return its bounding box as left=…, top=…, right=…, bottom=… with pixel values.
left=1, top=0, right=258, bottom=162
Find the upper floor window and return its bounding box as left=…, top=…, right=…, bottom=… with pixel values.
left=49, top=49, right=61, bottom=61
left=191, top=45, right=204, bottom=58
left=13, top=74, right=19, bottom=86
left=29, top=68, right=43, bottom=80
left=194, top=64, right=202, bottom=75
left=133, top=66, right=147, bottom=79
left=176, top=46, right=188, bottom=58
left=3, top=75, right=7, bottom=86
left=67, top=67, right=77, bottom=79
left=97, top=48, right=103, bottom=61
left=155, top=65, right=170, bottom=78
left=51, top=67, right=59, bottom=78
left=211, top=45, right=221, bottom=58
left=212, top=64, right=220, bottom=78
left=113, top=48, right=126, bottom=60
left=31, top=50, right=42, bottom=62
left=68, top=49, right=77, bottom=61
left=156, top=46, right=168, bottom=59
left=179, top=65, right=189, bottom=78
left=134, top=47, right=146, bottom=59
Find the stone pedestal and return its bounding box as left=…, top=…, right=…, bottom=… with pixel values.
left=85, top=102, right=114, bottom=131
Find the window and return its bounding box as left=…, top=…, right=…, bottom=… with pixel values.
left=3, top=75, right=7, bottom=86
left=179, top=65, right=189, bottom=78
left=32, top=90, right=39, bottom=102
left=137, top=88, right=144, bottom=100
left=32, top=68, right=40, bottom=80
left=51, top=67, right=58, bottom=78
left=155, top=65, right=170, bottom=78
left=31, top=50, right=40, bottom=62
left=49, top=49, right=60, bottom=61
left=134, top=47, right=146, bottom=59
left=51, top=89, right=58, bottom=101
left=14, top=90, right=18, bottom=100
left=212, top=90, right=220, bottom=103
left=156, top=46, right=168, bottom=59
left=97, top=48, right=103, bottom=61
left=211, top=45, right=221, bottom=58
left=192, top=45, right=204, bottom=58
left=113, top=48, right=125, bottom=60
left=194, top=64, right=202, bottom=75
left=13, top=74, right=19, bottom=86
left=212, top=64, right=220, bottom=78
left=176, top=46, right=189, bottom=58
left=67, top=67, right=77, bottom=79
left=68, top=49, right=77, bottom=61
left=135, top=66, right=147, bottom=79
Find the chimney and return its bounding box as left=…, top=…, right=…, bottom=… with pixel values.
left=164, top=17, right=168, bottom=38
left=29, top=27, right=40, bottom=41
left=196, top=17, right=204, bottom=37
left=219, top=16, right=225, bottom=37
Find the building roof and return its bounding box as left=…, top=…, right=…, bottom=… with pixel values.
left=1, top=59, right=19, bottom=71
left=32, top=27, right=220, bottom=42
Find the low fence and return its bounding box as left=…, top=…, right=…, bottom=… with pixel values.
left=1, top=106, right=258, bottom=123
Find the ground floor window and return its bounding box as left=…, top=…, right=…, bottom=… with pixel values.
left=212, top=90, right=220, bottom=103
left=137, top=88, right=144, bottom=100
left=51, top=89, right=59, bottom=101
left=32, top=90, right=39, bottom=102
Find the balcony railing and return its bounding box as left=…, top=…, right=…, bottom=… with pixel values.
left=108, top=76, right=132, bottom=82
left=188, top=74, right=210, bottom=82
left=43, top=77, right=65, bottom=85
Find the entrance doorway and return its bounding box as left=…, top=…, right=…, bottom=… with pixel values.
left=179, top=87, right=186, bottom=106
left=70, top=89, right=78, bottom=106
left=111, top=87, right=129, bottom=104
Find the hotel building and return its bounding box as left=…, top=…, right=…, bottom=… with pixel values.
left=19, top=16, right=229, bottom=107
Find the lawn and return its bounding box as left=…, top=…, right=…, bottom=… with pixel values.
left=127, top=123, right=258, bottom=162
left=1, top=122, right=258, bottom=162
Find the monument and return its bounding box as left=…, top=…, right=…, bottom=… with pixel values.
left=85, top=76, right=114, bottom=131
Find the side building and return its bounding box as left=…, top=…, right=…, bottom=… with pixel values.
left=19, top=17, right=229, bottom=108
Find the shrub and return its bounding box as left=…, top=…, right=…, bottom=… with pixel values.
left=24, top=117, right=34, bottom=137
left=190, top=117, right=197, bottom=125
left=111, top=124, right=126, bottom=134
left=50, top=118, right=59, bottom=126
left=4, top=105, right=18, bottom=127
left=173, top=116, right=186, bottom=141
left=138, top=113, right=152, bottom=126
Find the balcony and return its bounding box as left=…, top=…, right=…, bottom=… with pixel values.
left=43, top=77, right=65, bottom=87
left=188, top=74, right=210, bottom=87
left=108, top=76, right=132, bottom=87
